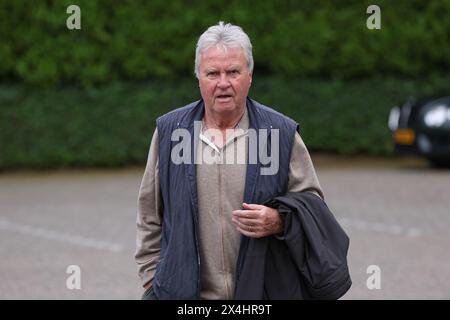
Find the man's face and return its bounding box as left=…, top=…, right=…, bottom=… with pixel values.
left=198, top=46, right=252, bottom=115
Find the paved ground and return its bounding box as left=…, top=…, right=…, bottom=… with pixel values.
left=0, top=155, right=449, bottom=299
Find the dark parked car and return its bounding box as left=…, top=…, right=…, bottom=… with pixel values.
left=388, top=94, right=450, bottom=166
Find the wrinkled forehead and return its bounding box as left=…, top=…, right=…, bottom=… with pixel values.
left=199, top=45, right=247, bottom=66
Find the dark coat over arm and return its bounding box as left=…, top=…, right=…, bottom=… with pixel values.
left=234, top=191, right=351, bottom=300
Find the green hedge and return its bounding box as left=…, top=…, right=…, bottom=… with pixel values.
left=1, top=0, right=449, bottom=84
left=2, top=76, right=450, bottom=169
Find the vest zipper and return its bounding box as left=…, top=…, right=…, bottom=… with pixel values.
left=192, top=151, right=201, bottom=299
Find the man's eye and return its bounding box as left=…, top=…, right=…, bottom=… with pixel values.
left=207, top=71, right=218, bottom=77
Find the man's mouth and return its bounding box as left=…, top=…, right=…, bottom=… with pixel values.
left=216, top=94, right=233, bottom=102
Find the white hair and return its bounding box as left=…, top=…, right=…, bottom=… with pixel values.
left=194, top=21, right=253, bottom=78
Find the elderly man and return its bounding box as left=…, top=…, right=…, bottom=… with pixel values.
left=135, top=22, right=351, bottom=300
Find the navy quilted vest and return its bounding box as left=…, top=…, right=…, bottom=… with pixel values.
left=153, top=98, right=298, bottom=299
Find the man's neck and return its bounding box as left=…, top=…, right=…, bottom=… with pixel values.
left=203, top=106, right=246, bottom=130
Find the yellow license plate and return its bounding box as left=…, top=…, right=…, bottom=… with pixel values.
left=394, top=129, right=416, bottom=145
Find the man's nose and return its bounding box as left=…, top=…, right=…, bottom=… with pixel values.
left=217, top=72, right=231, bottom=88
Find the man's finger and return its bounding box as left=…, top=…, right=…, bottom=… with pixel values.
left=236, top=226, right=265, bottom=239
left=233, top=218, right=259, bottom=232
left=232, top=210, right=259, bottom=219
left=232, top=216, right=258, bottom=227
left=236, top=226, right=254, bottom=237
left=243, top=203, right=265, bottom=210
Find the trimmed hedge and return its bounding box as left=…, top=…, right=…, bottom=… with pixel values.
left=2, top=75, right=450, bottom=169
left=0, top=0, right=449, bottom=84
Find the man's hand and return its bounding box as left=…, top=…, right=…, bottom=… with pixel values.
left=232, top=203, right=284, bottom=238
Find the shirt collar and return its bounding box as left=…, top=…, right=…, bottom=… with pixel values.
left=200, top=105, right=249, bottom=151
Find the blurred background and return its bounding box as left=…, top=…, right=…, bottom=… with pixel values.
left=0, top=0, right=449, bottom=299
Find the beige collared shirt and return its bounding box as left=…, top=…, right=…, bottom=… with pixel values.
left=196, top=108, right=249, bottom=299
left=135, top=106, right=324, bottom=299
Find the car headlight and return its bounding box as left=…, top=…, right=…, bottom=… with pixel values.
left=388, top=106, right=400, bottom=131
left=424, top=104, right=450, bottom=127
